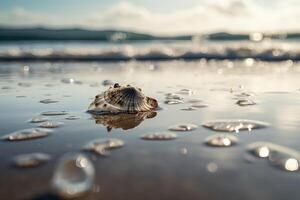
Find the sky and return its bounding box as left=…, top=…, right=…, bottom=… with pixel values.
left=0, top=0, right=300, bottom=34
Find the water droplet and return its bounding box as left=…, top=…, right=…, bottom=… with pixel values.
left=247, top=142, right=300, bottom=172
left=52, top=153, right=95, bottom=199
left=283, top=158, right=299, bottom=172
left=176, top=89, right=194, bottom=95
left=65, top=116, right=80, bottom=120
left=244, top=58, right=255, bottom=66
left=18, top=82, right=31, bottom=87
left=14, top=153, right=51, bottom=168
left=202, top=119, right=269, bottom=133
left=39, top=121, right=64, bottom=128
left=29, top=116, right=48, bottom=123
left=41, top=111, right=68, bottom=116
left=168, top=124, right=198, bottom=132
left=236, top=99, right=256, bottom=106
left=205, top=134, right=238, bottom=147
left=181, top=107, right=197, bottom=111
left=1, top=86, right=13, bottom=90
left=206, top=162, right=218, bottom=173
left=39, top=99, right=59, bottom=104
left=23, top=65, right=30, bottom=72
left=83, top=138, right=124, bottom=156
left=89, top=83, right=100, bottom=87
left=180, top=148, right=188, bottom=155
left=164, top=99, right=184, bottom=105
left=190, top=103, right=207, bottom=108
left=141, top=132, right=177, bottom=140
left=45, top=83, right=54, bottom=87
left=61, top=78, right=75, bottom=84
left=165, top=93, right=183, bottom=100
left=248, top=142, right=274, bottom=158
left=187, top=99, right=202, bottom=103
left=2, top=128, right=51, bottom=141
left=250, top=32, right=263, bottom=42
left=234, top=92, right=254, bottom=98
left=74, top=80, right=83, bottom=85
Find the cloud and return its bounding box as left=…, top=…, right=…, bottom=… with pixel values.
left=88, top=0, right=299, bottom=34
left=1, top=0, right=300, bottom=34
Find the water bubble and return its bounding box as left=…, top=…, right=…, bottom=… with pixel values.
left=39, top=121, right=64, bottom=128
left=13, top=153, right=51, bottom=168
left=247, top=142, right=300, bottom=172
left=41, top=111, right=68, bottom=116
left=2, top=128, right=51, bottom=141
left=29, top=116, right=48, bottom=123
left=205, top=134, right=238, bottom=147
left=202, top=119, right=269, bottom=133
left=52, top=153, right=95, bottom=199
left=39, top=99, right=59, bottom=104
left=236, top=99, right=256, bottom=106
left=168, top=124, right=198, bottom=132
left=141, top=132, right=177, bottom=140
left=83, top=138, right=124, bottom=156
left=65, top=116, right=80, bottom=120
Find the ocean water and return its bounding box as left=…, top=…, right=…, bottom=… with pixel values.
left=1, top=34, right=300, bottom=62
left=1, top=39, right=300, bottom=199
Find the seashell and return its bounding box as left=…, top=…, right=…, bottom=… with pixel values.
left=87, top=83, right=158, bottom=114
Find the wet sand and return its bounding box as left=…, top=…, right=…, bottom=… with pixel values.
left=0, top=60, right=300, bottom=199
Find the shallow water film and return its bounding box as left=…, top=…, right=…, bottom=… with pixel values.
left=1, top=61, right=300, bottom=200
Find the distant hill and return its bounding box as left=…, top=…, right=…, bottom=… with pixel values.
left=0, top=27, right=299, bottom=41
left=0, top=27, right=192, bottom=41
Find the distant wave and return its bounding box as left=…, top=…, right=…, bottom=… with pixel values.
left=1, top=46, right=300, bottom=62
left=1, top=27, right=300, bottom=42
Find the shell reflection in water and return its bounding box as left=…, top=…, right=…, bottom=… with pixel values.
left=247, top=142, right=300, bottom=172
left=92, top=112, right=157, bottom=131
left=52, top=153, right=95, bottom=199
